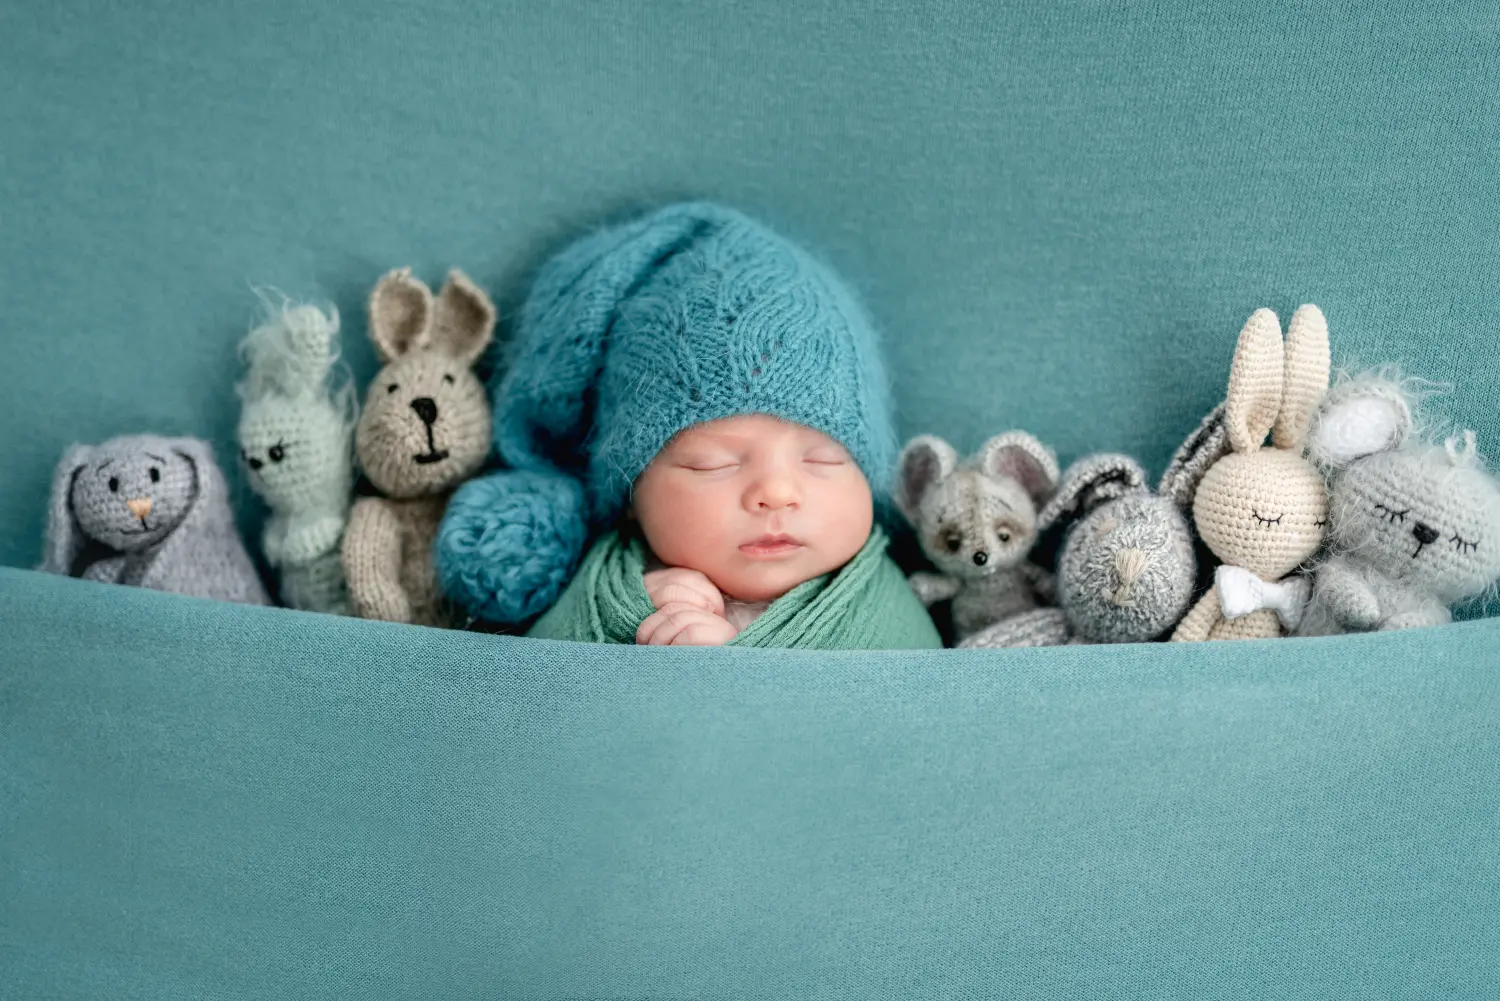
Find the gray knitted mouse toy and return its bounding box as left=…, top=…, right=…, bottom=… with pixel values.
left=41, top=434, right=269, bottom=604
left=894, top=431, right=1059, bottom=642
left=1298, top=371, right=1500, bottom=634
left=957, top=406, right=1228, bottom=648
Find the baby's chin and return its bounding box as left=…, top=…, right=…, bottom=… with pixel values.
left=709, top=554, right=835, bottom=604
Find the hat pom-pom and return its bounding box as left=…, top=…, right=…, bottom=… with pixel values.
left=436, top=468, right=589, bottom=624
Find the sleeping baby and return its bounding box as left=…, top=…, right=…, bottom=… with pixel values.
left=437, top=201, right=940, bottom=649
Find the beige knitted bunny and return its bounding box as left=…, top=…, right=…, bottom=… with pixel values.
left=342, top=267, right=495, bottom=627
left=1171, top=305, right=1331, bottom=641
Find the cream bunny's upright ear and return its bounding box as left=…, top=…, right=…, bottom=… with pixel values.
left=41, top=444, right=92, bottom=574
left=368, top=267, right=434, bottom=363
left=1224, top=308, right=1285, bottom=454
left=894, top=435, right=958, bottom=525
left=978, top=431, right=1060, bottom=505
left=1273, top=304, right=1331, bottom=450
left=429, top=268, right=496, bottom=367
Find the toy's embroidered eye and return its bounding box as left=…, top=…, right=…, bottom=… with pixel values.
left=1450, top=533, right=1479, bottom=555
left=387, top=383, right=399, bottom=394
left=107, top=476, right=119, bottom=493
left=268, top=441, right=286, bottom=463
left=1314, top=517, right=1328, bottom=528
left=943, top=532, right=962, bottom=553
left=443, top=374, right=455, bottom=385
left=996, top=524, right=1013, bottom=544
left=148, top=467, right=160, bottom=483
left=1375, top=503, right=1409, bottom=524
left=1252, top=511, right=1283, bottom=526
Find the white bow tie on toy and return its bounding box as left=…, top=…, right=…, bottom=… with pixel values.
left=1215, top=565, right=1311, bottom=631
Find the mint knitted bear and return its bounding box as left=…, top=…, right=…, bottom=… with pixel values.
left=236, top=298, right=357, bottom=614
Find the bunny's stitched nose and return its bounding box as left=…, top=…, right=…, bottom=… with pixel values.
left=126, top=497, right=153, bottom=520
left=972, top=551, right=988, bottom=566
left=410, top=397, right=438, bottom=426
left=1412, top=522, right=1439, bottom=546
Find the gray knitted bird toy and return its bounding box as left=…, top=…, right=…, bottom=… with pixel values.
left=894, top=431, right=1059, bottom=642
left=1299, top=371, right=1500, bottom=634
left=41, top=434, right=269, bottom=604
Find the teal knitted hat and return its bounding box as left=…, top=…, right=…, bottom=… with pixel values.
left=437, top=201, right=897, bottom=623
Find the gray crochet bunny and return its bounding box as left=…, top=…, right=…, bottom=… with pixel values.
left=959, top=408, right=1226, bottom=647
left=342, top=267, right=495, bottom=627
left=895, top=431, right=1059, bottom=641
left=1298, top=372, right=1500, bottom=634
left=41, top=434, right=269, bottom=604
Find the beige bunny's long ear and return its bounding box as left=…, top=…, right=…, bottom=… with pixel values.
left=1272, top=303, right=1331, bottom=450
left=1224, top=308, right=1285, bottom=454
left=429, top=268, right=496, bottom=367
left=368, top=267, right=433, bottom=363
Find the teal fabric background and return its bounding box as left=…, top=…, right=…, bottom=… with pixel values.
left=4, top=1, right=1500, bottom=997
left=4, top=569, right=1500, bottom=999
left=3, top=0, right=1500, bottom=568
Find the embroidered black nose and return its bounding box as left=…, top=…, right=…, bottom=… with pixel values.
left=1412, top=522, right=1438, bottom=546
left=410, top=397, right=438, bottom=425
left=972, top=551, right=988, bottom=566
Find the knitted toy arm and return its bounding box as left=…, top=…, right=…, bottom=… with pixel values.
left=1379, top=602, right=1453, bottom=631
left=1314, top=561, right=1382, bottom=632
left=1170, top=588, right=1221, bottom=642
left=908, top=571, right=961, bottom=607
left=343, top=497, right=411, bottom=623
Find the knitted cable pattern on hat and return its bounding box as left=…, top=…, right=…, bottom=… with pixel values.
left=438, top=202, right=898, bottom=624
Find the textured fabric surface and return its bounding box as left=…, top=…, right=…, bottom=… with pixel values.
left=5, top=1, right=1500, bottom=584
left=528, top=526, right=943, bottom=649
left=4, top=566, right=1500, bottom=999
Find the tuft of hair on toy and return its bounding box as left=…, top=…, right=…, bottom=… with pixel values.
left=236, top=288, right=359, bottom=432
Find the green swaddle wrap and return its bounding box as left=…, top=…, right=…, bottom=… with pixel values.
left=529, top=526, right=942, bottom=650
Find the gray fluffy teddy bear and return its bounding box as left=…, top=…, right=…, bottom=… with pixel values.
left=41, top=434, right=269, bottom=604
left=1299, top=372, right=1500, bottom=634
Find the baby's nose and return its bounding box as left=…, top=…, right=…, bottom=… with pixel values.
left=126, top=497, right=153, bottom=520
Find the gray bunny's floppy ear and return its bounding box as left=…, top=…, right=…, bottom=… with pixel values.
left=1037, top=454, right=1148, bottom=533
left=978, top=431, right=1060, bottom=505
left=894, top=435, right=958, bottom=525
left=40, top=443, right=92, bottom=574
left=1159, top=402, right=1231, bottom=510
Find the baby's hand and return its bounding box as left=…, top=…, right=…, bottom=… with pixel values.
left=643, top=567, right=725, bottom=616
left=636, top=602, right=739, bottom=646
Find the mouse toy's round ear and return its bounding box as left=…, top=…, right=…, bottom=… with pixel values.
left=1307, top=372, right=1413, bottom=472
left=894, top=435, right=958, bottom=525
left=978, top=431, right=1059, bottom=506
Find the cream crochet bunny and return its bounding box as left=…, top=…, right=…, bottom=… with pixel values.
left=342, top=267, right=495, bottom=627
left=1171, top=305, right=1331, bottom=641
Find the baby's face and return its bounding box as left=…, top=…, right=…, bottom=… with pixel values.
left=632, top=415, right=874, bottom=603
